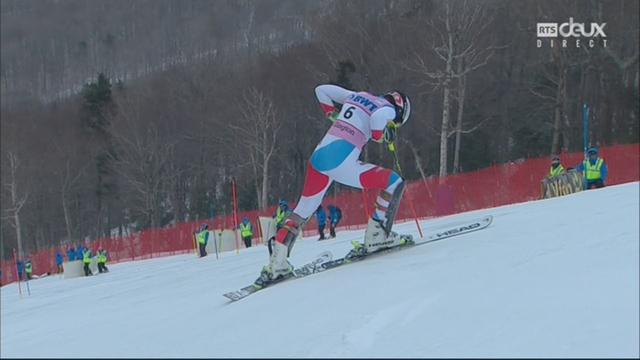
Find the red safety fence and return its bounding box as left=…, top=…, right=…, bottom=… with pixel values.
left=2, top=143, right=638, bottom=286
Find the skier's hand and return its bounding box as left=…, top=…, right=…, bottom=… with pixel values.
left=327, top=111, right=339, bottom=123
left=383, top=125, right=396, bottom=144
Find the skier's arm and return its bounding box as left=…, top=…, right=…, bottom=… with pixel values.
left=601, top=162, right=608, bottom=182
left=314, top=84, right=354, bottom=117
left=369, top=107, right=397, bottom=142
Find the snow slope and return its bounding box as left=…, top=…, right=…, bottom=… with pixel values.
left=2, top=183, right=638, bottom=358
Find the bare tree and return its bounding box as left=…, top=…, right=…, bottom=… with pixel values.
left=2, top=152, right=29, bottom=258
left=228, top=87, right=281, bottom=209
left=408, top=0, right=497, bottom=177
left=108, top=93, right=178, bottom=230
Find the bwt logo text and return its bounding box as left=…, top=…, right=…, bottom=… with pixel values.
left=537, top=18, right=608, bottom=48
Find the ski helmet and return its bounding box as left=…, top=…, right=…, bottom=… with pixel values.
left=383, top=91, right=411, bottom=127
left=587, top=147, right=598, bottom=155
left=279, top=199, right=288, bottom=208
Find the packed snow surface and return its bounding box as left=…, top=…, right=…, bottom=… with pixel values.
left=2, top=183, right=638, bottom=358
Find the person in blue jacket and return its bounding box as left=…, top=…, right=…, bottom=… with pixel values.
left=76, top=246, right=84, bottom=262
left=67, top=246, right=76, bottom=261
left=576, top=147, right=608, bottom=189
left=328, top=204, right=343, bottom=238
left=16, top=260, right=24, bottom=281
left=315, top=205, right=327, bottom=240
left=55, top=251, right=64, bottom=273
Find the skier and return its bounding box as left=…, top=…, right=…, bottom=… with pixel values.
left=315, top=205, right=327, bottom=240
left=255, top=84, right=413, bottom=287
left=328, top=204, right=342, bottom=238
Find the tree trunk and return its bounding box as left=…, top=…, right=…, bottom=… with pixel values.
left=261, top=156, right=269, bottom=210
left=439, top=3, right=454, bottom=178
left=439, top=79, right=452, bottom=178
left=551, top=68, right=564, bottom=155
left=453, top=60, right=466, bottom=174
left=62, top=192, right=73, bottom=242
left=561, top=67, right=570, bottom=152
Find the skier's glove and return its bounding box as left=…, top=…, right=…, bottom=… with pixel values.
left=383, top=125, right=396, bottom=144
left=383, top=125, right=397, bottom=152
left=327, top=111, right=339, bottom=123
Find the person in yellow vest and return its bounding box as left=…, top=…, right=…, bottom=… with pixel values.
left=82, top=248, right=93, bottom=276
left=576, top=147, right=608, bottom=189
left=97, top=248, right=109, bottom=273
left=196, top=224, right=209, bottom=257
left=273, top=199, right=290, bottom=230
left=548, top=155, right=565, bottom=178
left=25, top=259, right=33, bottom=280
left=240, top=217, right=253, bottom=248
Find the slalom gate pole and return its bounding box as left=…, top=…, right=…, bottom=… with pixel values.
left=255, top=216, right=263, bottom=245
left=192, top=232, right=198, bottom=257
left=213, top=229, right=219, bottom=260
left=361, top=189, right=370, bottom=220
left=231, top=179, right=240, bottom=255
left=25, top=276, right=31, bottom=296
left=390, top=141, right=424, bottom=239
left=13, top=248, right=22, bottom=298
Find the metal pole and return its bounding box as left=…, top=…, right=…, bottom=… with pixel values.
left=390, top=140, right=424, bottom=238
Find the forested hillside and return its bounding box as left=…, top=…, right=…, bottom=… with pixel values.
left=1, top=0, right=638, bottom=258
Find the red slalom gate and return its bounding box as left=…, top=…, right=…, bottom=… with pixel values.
left=1, top=144, right=637, bottom=286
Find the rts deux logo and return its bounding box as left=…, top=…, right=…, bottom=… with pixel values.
left=537, top=18, right=608, bottom=48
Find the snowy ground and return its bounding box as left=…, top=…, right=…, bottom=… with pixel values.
left=1, top=183, right=639, bottom=358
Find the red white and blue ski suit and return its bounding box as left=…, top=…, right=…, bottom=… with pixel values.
left=286, top=84, right=403, bottom=227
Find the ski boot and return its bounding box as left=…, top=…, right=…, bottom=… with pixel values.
left=254, top=217, right=301, bottom=288
left=345, top=217, right=414, bottom=261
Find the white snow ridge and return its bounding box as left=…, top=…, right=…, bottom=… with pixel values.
left=2, top=182, right=639, bottom=358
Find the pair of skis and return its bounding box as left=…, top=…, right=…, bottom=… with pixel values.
left=223, top=215, right=493, bottom=302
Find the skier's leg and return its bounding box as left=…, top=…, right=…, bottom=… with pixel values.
left=327, top=157, right=410, bottom=254
left=258, top=161, right=332, bottom=285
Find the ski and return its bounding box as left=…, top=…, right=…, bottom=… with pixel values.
left=223, top=215, right=492, bottom=301
left=223, top=251, right=333, bottom=301
left=304, top=215, right=494, bottom=275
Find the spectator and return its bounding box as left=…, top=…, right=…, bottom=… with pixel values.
left=240, top=217, right=253, bottom=248
left=195, top=224, right=209, bottom=257
left=576, top=147, right=608, bottom=189
left=315, top=205, right=327, bottom=240
left=328, top=205, right=343, bottom=238
left=76, top=245, right=84, bottom=263
left=97, top=248, right=109, bottom=273
left=82, top=247, right=93, bottom=276
left=548, top=155, right=565, bottom=178
left=67, top=246, right=76, bottom=261
left=25, top=259, right=33, bottom=280
left=17, top=260, right=24, bottom=281
left=55, top=251, right=64, bottom=273
left=274, top=199, right=290, bottom=230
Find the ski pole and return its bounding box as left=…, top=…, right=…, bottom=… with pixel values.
left=389, top=140, right=424, bottom=239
